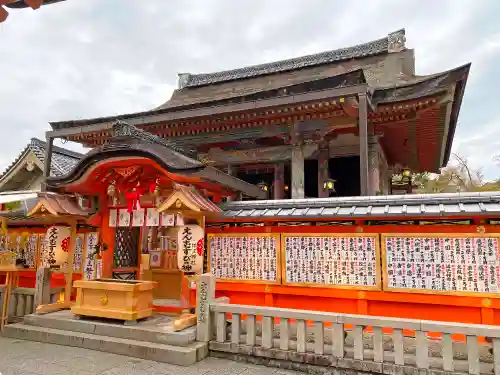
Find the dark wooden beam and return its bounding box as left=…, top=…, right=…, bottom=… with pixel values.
left=359, top=93, right=369, bottom=196
left=47, top=84, right=368, bottom=139
left=41, top=135, right=54, bottom=192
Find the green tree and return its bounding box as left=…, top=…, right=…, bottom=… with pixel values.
left=415, top=153, right=500, bottom=193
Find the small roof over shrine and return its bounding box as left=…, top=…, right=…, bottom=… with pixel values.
left=158, top=183, right=222, bottom=215
left=27, top=192, right=91, bottom=219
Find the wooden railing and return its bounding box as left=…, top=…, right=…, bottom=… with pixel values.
left=195, top=273, right=499, bottom=375
left=0, top=286, right=63, bottom=322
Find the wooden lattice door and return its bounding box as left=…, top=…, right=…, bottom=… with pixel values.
left=113, top=227, right=140, bottom=269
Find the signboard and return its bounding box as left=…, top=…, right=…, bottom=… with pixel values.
left=208, top=234, right=280, bottom=283
left=283, top=234, right=380, bottom=289
left=383, top=234, right=500, bottom=295
left=176, top=225, right=204, bottom=273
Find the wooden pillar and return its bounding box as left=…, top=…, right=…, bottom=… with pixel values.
left=41, top=135, right=54, bottom=192
left=65, top=219, right=77, bottom=304
left=318, top=146, right=329, bottom=198
left=368, top=138, right=379, bottom=196
left=274, top=163, right=285, bottom=200
left=358, top=93, right=369, bottom=196
left=291, top=146, right=305, bottom=199
left=100, top=198, right=115, bottom=279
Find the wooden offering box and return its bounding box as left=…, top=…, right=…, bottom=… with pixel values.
left=71, top=279, right=157, bottom=322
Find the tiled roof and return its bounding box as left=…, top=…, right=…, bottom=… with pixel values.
left=0, top=138, right=83, bottom=179
left=180, top=29, right=405, bottom=88
left=218, top=192, right=500, bottom=220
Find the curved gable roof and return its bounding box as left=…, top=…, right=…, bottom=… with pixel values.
left=0, top=138, right=83, bottom=183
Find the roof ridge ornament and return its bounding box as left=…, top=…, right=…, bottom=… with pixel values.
left=387, top=29, right=406, bottom=53
left=178, top=73, right=192, bottom=89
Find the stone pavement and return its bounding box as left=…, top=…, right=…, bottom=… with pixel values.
left=0, top=337, right=304, bottom=375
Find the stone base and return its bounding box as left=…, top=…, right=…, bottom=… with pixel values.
left=1, top=310, right=206, bottom=366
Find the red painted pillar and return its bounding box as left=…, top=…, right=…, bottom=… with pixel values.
left=100, top=199, right=115, bottom=279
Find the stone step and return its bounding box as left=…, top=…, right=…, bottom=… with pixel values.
left=23, top=311, right=196, bottom=346
left=3, top=323, right=207, bottom=366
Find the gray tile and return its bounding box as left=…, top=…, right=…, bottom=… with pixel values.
left=8, top=358, right=62, bottom=374
left=0, top=366, right=39, bottom=375
left=53, top=355, right=120, bottom=372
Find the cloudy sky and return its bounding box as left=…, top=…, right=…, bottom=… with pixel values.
left=0, top=0, right=499, bottom=178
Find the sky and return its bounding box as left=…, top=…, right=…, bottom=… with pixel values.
left=0, top=0, right=499, bottom=179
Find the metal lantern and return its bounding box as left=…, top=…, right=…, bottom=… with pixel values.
left=402, top=168, right=412, bottom=182
left=323, top=178, right=336, bottom=193
left=257, top=181, right=269, bottom=192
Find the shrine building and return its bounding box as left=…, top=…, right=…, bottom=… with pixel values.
left=5, top=29, right=500, bottom=328
left=46, top=29, right=469, bottom=200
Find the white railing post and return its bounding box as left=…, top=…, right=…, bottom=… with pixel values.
left=296, top=319, right=306, bottom=353
left=415, top=330, right=428, bottom=369
left=246, top=314, right=256, bottom=346
left=262, top=316, right=273, bottom=349
left=231, top=313, right=241, bottom=344
left=467, top=335, right=480, bottom=375
left=372, top=326, right=384, bottom=363
left=196, top=273, right=216, bottom=342
left=314, top=321, right=324, bottom=355
left=493, top=338, right=500, bottom=375
left=393, top=328, right=405, bottom=365
left=442, top=333, right=454, bottom=372
left=332, top=322, right=345, bottom=358
left=353, top=325, right=364, bottom=360
left=279, top=318, right=289, bottom=350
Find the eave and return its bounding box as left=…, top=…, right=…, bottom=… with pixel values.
left=215, top=192, right=500, bottom=222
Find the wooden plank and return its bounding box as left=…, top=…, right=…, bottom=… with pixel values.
left=35, top=301, right=72, bottom=314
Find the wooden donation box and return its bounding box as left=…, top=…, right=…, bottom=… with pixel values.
left=71, top=279, right=157, bottom=321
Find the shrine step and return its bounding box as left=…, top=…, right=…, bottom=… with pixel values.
left=22, top=310, right=196, bottom=346
left=2, top=323, right=207, bottom=366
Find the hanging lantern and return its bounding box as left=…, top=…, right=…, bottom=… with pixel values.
left=257, top=181, right=269, bottom=192
left=107, top=181, right=116, bottom=197
left=176, top=225, right=204, bottom=274
left=45, top=226, right=71, bottom=267
left=153, top=178, right=161, bottom=196
left=323, top=178, right=336, bottom=193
